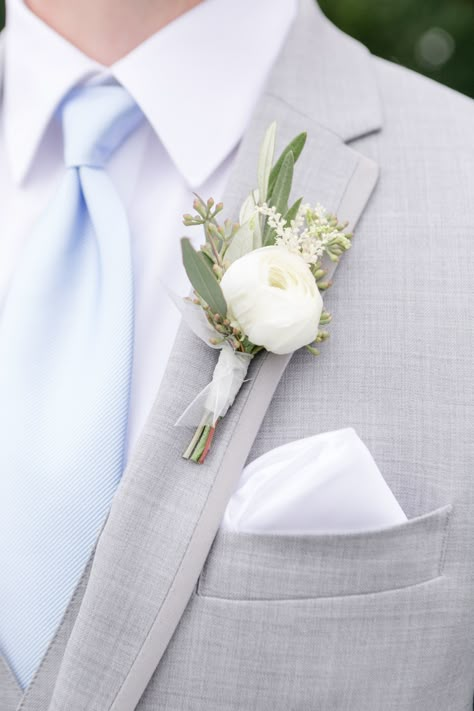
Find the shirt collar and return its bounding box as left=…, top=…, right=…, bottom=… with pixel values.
left=3, top=0, right=297, bottom=187
left=3, top=0, right=103, bottom=184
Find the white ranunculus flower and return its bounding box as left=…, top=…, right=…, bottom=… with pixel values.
left=220, top=246, right=323, bottom=355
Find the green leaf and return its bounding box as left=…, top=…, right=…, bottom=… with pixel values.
left=263, top=151, right=294, bottom=246
left=284, top=197, right=303, bottom=225
left=181, top=238, right=227, bottom=317
left=224, top=220, right=255, bottom=263
left=239, top=190, right=259, bottom=225
left=270, top=150, right=294, bottom=214
left=267, top=132, right=307, bottom=199
left=257, top=122, right=277, bottom=204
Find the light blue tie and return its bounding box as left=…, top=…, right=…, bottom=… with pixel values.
left=0, top=85, right=143, bottom=689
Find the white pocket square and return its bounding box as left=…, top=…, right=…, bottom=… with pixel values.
left=221, top=428, right=407, bottom=534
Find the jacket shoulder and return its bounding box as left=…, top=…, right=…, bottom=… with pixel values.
left=371, top=54, right=474, bottom=134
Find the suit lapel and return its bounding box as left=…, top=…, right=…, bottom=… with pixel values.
left=0, top=657, right=21, bottom=711
left=44, top=2, right=381, bottom=709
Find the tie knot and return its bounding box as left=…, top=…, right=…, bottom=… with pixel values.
left=59, top=84, right=144, bottom=169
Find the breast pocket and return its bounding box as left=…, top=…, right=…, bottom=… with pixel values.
left=197, top=504, right=452, bottom=600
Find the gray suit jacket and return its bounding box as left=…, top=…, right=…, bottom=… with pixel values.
left=1, top=1, right=474, bottom=709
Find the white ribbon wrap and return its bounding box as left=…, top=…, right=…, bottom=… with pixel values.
left=171, top=294, right=252, bottom=428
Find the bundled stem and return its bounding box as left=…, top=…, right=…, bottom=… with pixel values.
left=182, top=417, right=217, bottom=464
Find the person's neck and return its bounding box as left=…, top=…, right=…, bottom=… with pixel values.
left=25, top=0, right=203, bottom=65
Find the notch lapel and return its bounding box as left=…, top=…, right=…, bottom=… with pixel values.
left=45, top=3, right=382, bottom=710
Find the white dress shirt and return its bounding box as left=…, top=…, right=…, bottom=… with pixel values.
left=0, top=0, right=297, bottom=458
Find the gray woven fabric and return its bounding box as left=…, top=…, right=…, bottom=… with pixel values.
left=198, top=505, right=452, bottom=600
left=1, top=0, right=474, bottom=708
left=0, top=560, right=92, bottom=711
left=0, top=657, right=21, bottom=710
left=15, top=562, right=93, bottom=711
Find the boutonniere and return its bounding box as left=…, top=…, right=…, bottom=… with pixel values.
left=175, top=122, right=352, bottom=463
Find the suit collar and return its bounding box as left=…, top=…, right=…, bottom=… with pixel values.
left=47, top=3, right=381, bottom=708
left=1, top=1, right=102, bottom=185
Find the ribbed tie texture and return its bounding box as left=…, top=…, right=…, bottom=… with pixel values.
left=0, top=84, right=143, bottom=689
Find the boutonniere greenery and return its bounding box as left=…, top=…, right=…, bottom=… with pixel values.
left=175, top=122, right=352, bottom=463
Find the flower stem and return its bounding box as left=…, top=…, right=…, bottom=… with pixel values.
left=190, top=425, right=212, bottom=463
left=182, top=420, right=218, bottom=464
left=204, top=223, right=223, bottom=267
left=198, top=425, right=217, bottom=464
left=182, top=417, right=207, bottom=460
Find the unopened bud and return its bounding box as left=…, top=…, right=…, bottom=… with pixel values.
left=319, top=311, right=332, bottom=325
left=317, top=280, right=332, bottom=290
left=193, top=198, right=207, bottom=218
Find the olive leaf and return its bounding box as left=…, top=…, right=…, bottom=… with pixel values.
left=284, top=197, right=303, bottom=225
left=225, top=214, right=263, bottom=263
left=257, top=121, right=276, bottom=204
left=267, top=132, right=307, bottom=200
left=263, top=151, right=294, bottom=246
left=239, top=190, right=259, bottom=225
left=224, top=220, right=255, bottom=263
left=181, top=238, right=227, bottom=318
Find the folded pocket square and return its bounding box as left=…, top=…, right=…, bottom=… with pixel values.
left=221, top=428, right=407, bottom=534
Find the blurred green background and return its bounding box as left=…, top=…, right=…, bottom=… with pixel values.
left=318, top=0, right=474, bottom=98
left=0, top=0, right=473, bottom=98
